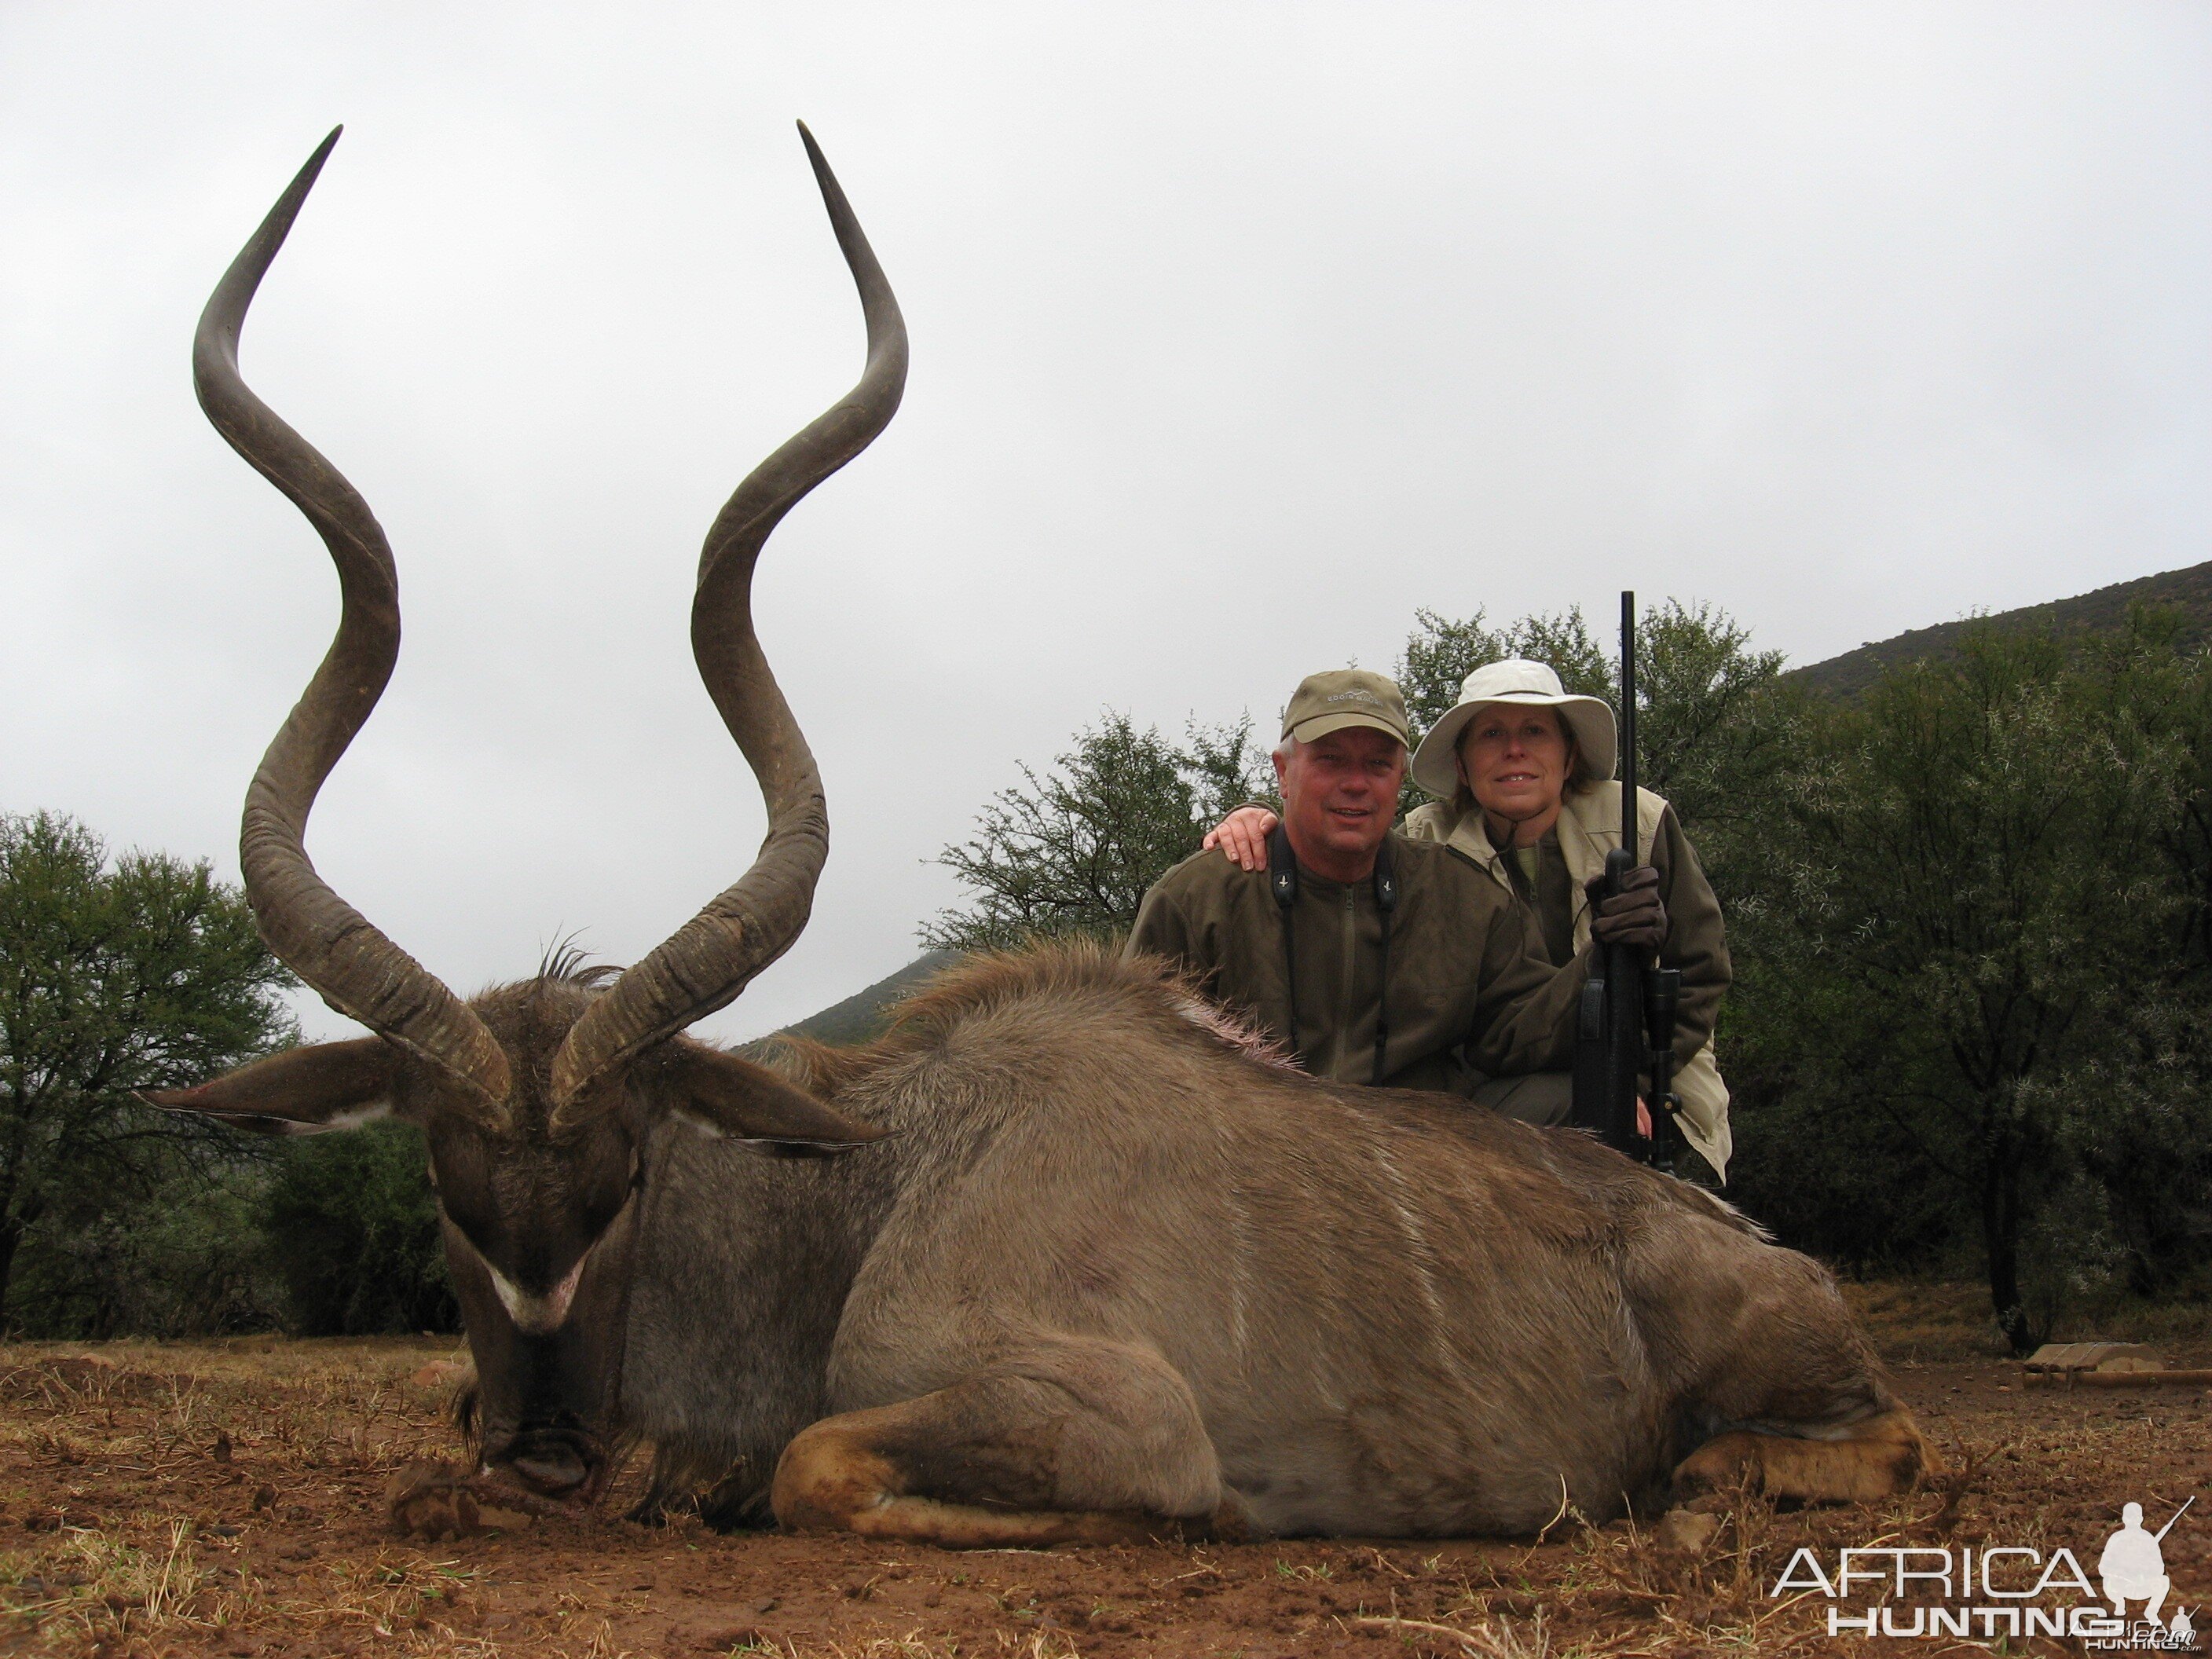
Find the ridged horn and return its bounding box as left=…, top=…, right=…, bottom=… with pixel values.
left=548, top=123, right=906, bottom=1119
left=196, top=127, right=512, bottom=1122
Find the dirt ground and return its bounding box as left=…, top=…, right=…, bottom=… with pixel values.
left=0, top=1286, right=2205, bottom=1658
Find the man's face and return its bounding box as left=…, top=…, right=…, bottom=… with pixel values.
left=1457, top=705, right=1571, bottom=822
left=1274, top=727, right=1407, bottom=866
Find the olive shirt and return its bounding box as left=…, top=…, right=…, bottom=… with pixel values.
left=1122, top=833, right=1590, bottom=1092
left=1401, top=786, right=1728, bottom=1064
left=1404, top=782, right=1734, bottom=1177
left=1501, top=839, right=1579, bottom=967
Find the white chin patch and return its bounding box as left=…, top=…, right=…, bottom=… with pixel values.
left=460, top=1188, right=636, bottom=1335
left=487, top=1254, right=588, bottom=1335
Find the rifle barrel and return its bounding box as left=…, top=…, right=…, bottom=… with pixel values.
left=2155, top=1493, right=2196, bottom=1542
left=1620, top=590, right=1636, bottom=849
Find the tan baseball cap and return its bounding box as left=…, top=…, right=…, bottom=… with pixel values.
left=1281, top=669, right=1411, bottom=746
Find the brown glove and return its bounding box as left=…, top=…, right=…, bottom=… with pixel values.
left=1586, top=865, right=1667, bottom=951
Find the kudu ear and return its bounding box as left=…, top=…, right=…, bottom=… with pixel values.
left=665, top=1044, right=888, bottom=1158
left=137, top=1037, right=401, bottom=1136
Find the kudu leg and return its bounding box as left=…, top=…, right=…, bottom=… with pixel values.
left=771, top=1337, right=1232, bottom=1547
left=1639, top=1231, right=1938, bottom=1508
left=1672, top=1407, right=1934, bottom=1506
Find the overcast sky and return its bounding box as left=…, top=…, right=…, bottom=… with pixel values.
left=3, top=3, right=2207, bottom=1044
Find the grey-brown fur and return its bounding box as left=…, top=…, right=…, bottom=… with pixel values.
left=158, top=939, right=1921, bottom=1535
left=614, top=942, right=1901, bottom=1533
left=163, top=130, right=1924, bottom=1543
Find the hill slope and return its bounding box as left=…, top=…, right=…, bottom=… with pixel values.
left=1792, top=561, right=2212, bottom=698
left=779, top=950, right=960, bottom=1046
left=785, top=564, right=2211, bottom=1041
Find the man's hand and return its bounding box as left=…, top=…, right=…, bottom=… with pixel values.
left=1587, top=865, right=1666, bottom=950
left=1203, top=805, right=1278, bottom=873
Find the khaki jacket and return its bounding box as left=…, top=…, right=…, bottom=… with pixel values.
left=1124, top=833, right=1589, bottom=1093
left=1403, top=784, right=1732, bottom=1177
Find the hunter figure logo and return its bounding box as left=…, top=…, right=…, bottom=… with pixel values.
left=1774, top=1496, right=2199, bottom=1650
left=2103, top=1500, right=2192, bottom=1634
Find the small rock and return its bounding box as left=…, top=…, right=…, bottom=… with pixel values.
left=411, top=1361, right=467, bottom=1390
left=212, top=1430, right=233, bottom=1465
left=1654, top=1507, right=1722, bottom=1555
left=251, top=1484, right=277, bottom=1513
left=207, top=1524, right=241, bottom=1538
left=386, top=1460, right=481, bottom=1540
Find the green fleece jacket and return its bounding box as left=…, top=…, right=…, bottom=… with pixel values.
left=1123, top=833, right=1591, bottom=1092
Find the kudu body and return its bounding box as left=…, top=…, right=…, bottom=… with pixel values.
left=153, top=130, right=1931, bottom=1544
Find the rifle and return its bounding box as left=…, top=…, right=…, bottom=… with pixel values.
left=1570, top=591, right=1683, bottom=1162
left=2155, top=1496, right=2196, bottom=1544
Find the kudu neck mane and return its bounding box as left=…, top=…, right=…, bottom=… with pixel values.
left=760, top=944, right=1290, bottom=1104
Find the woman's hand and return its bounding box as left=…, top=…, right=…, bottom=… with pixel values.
left=1203, top=805, right=1279, bottom=873
left=1585, top=866, right=1668, bottom=950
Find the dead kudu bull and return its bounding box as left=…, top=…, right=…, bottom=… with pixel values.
left=151, top=128, right=1932, bottom=1545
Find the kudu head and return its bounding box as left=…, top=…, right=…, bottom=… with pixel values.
left=142, top=124, right=905, bottom=1503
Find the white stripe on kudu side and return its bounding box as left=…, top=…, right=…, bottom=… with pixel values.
left=284, top=1101, right=391, bottom=1135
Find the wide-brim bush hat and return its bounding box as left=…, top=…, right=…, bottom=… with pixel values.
left=1408, top=658, right=1618, bottom=799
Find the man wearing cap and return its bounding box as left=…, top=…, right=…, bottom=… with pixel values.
left=1125, top=668, right=1668, bottom=1097
left=1200, top=660, right=1732, bottom=1178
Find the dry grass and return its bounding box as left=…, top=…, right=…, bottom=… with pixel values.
left=0, top=1337, right=482, bottom=1656
left=0, top=1287, right=2199, bottom=1657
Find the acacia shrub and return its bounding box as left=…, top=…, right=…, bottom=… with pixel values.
left=0, top=812, right=294, bottom=1335
left=1723, top=617, right=2212, bottom=1350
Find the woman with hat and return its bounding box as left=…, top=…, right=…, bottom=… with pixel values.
left=1203, top=659, right=1732, bottom=1181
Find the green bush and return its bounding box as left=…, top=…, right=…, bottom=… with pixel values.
left=0, top=812, right=295, bottom=1336
left=259, top=1120, right=459, bottom=1336
left=5, top=1160, right=280, bottom=1339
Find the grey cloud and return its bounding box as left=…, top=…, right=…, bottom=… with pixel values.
left=2, top=2, right=2205, bottom=1042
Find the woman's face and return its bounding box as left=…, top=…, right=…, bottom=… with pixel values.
left=1457, top=705, right=1572, bottom=823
